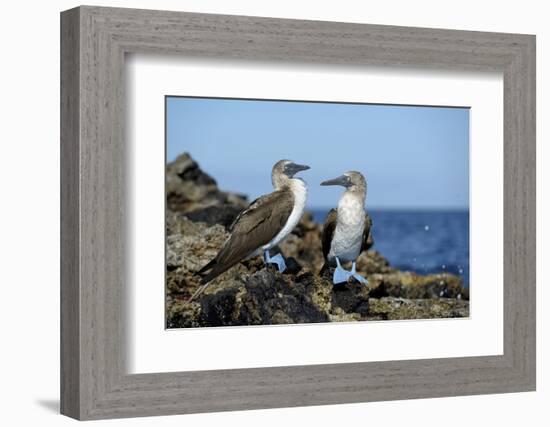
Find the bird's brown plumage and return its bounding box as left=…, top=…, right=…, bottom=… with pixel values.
left=321, top=208, right=338, bottom=263
left=362, top=213, right=374, bottom=252
left=196, top=190, right=294, bottom=286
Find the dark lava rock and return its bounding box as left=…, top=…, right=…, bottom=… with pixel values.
left=177, top=158, right=216, bottom=186
left=239, top=270, right=329, bottom=325
left=166, top=153, right=248, bottom=213
left=331, top=280, right=370, bottom=316
left=166, top=301, right=201, bottom=329
left=194, top=270, right=331, bottom=327
left=282, top=257, right=302, bottom=275
left=185, top=204, right=243, bottom=229
left=366, top=272, right=469, bottom=300
left=200, top=288, right=242, bottom=327
left=366, top=297, right=470, bottom=320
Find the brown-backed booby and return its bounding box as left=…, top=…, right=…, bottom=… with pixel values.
left=190, top=160, right=310, bottom=300
left=320, top=171, right=373, bottom=284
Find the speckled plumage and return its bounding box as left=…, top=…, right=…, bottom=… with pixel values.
left=320, top=171, right=372, bottom=274
left=328, top=192, right=367, bottom=262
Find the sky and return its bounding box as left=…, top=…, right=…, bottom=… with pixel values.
left=166, top=96, right=469, bottom=210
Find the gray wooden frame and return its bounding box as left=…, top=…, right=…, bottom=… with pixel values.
left=61, top=5, right=536, bottom=420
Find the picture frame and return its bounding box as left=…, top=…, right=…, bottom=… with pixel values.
left=60, top=5, right=536, bottom=420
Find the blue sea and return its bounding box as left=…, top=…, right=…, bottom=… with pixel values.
left=311, top=209, right=470, bottom=287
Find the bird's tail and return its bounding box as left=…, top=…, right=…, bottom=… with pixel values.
left=189, top=259, right=236, bottom=302
left=199, top=262, right=234, bottom=285
left=188, top=282, right=210, bottom=302
left=188, top=260, right=216, bottom=302
left=195, top=259, right=216, bottom=276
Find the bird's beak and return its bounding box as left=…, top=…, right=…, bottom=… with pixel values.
left=320, top=175, right=348, bottom=187
left=287, top=163, right=311, bottom=175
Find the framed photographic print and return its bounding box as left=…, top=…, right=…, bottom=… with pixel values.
left=61, top=5, right=536, bottom=420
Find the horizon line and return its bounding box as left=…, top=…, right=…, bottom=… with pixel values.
left=307, top=206, right=469, bottom=212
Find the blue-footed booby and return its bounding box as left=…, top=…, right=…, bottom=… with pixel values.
left=320, top=171, right=373, bottom=285
left=190, top=160, right=310, bottom=300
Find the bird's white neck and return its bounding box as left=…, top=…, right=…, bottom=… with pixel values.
left=263, top=178, right=307, bottom=250
left=338, top=190, right=365, bottom=213
left=289, top=178, right=307, bottom=210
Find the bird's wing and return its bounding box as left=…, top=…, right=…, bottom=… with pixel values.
left=361, top=211, right=374, bottom=252
left=216, top=190, right=294, bottom=267
left=321, top=208, right=338, bottom=260
left=228, top=194, right=265, bottom=232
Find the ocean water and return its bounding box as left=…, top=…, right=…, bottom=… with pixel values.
left=311, top=209, right=470, bottom=287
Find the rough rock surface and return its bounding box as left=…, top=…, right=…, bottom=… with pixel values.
left=166, top=153, right=469, bottom=328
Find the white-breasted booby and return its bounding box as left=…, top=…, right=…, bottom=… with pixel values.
left=190, top=160, right=310, bottom=300
left=320, top=171, right=373, bottom=284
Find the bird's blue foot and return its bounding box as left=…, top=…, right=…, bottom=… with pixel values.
left=332, top=259, right=368, bottom=285
left=350, top=261, right=368, bottom=284
left=333, top=264, right=353, bottom=284
left=264, top=250, right=287, bottom=273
